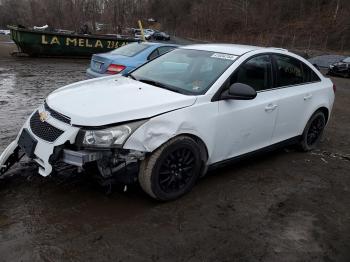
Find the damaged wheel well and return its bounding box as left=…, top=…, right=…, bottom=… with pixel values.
left=146, top=133, right=209, bottom=175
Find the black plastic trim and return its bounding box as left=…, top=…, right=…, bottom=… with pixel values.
left=208, top=136, right=301, bottom=170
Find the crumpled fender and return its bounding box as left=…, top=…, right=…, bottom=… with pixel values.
left=0, top=140, right=19, bottom=176
left=123, top=101, right=218, bottom=163
left=124, top=118, right=200, bottom=152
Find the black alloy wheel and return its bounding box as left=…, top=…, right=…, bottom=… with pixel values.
left=306, top=115, right=325, bottom=146
left=158, top=147, right=196, bottom=194
left=299, top=111, right=326, bottom=151
left=139, top=136, right=202, bottom=201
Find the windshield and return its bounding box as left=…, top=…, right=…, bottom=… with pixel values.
left=131, top=49, right=237, bottom=95
left=342, top=57, right=350, bottom=63
left=110, top=43, right=150, bottom=57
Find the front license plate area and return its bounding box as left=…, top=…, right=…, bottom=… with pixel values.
left=18, top=129, right=38, bottom=158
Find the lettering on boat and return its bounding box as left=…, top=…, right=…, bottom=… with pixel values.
left=41, top=35, right=127, bottom=49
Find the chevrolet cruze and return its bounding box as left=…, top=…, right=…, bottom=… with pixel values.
left=0, top=44, right=335, bottom=200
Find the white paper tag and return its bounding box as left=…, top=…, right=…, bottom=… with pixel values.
left=211, top=53, right=238, bottom=61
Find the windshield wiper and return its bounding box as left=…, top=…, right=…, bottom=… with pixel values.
left=137, top=78, right=185, bottom=94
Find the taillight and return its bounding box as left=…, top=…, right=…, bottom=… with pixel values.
left=107, top=64, right=126, bottom=74
left=333, top=83, right=336, bottom=93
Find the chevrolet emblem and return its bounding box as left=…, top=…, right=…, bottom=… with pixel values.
left=39, top=111, right=49, bottom=122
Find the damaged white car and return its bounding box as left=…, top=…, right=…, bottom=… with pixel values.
left=0, top=44, right=335, bottom=200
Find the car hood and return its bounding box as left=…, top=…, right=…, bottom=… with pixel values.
left=46, top=76, right=197, bottom=126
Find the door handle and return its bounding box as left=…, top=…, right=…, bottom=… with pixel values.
left=265, top=104, right=278, bottom=112
left=304, top=94, right=313, bottom=100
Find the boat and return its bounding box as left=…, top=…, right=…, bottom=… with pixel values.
left=8, top=25, right=138, bottom=58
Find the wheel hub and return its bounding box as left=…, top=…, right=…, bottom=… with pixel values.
left=158, top=147, right=196, bottom=193
left=307, top=116, right=325, bottom=146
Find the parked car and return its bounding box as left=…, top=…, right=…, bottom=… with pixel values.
left=86, top=42, right=178, bottom=78
left=144, top=29, right=155, bottom=36
left=0, top=29, right=10, bottom=35
left=153, top=31, right=170, bottom=41
left=0, top=44, right=335, bottom=201
left=134, top=29, right=152, bottom=40
left=328, top=57, right=350, bottom=77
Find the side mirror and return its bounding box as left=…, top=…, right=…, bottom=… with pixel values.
left=221, top=83, right=257, bottom=100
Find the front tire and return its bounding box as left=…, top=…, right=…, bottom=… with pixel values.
left=139, top=136, right=202, bottom=201
left=299, top=111, right=326, bottom=151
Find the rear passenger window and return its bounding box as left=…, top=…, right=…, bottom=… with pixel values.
left=229, top=55, right=272, bottom=91
left=302, top=63, right=321, bottom=82
left=148, top=49, right=159, bottom=60
left=158, top=46, right=176, bottom=55
left=274, top=55, right=303, bottom=87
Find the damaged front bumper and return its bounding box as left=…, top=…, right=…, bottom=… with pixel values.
left=0, top=105, right=79, bottom=176
left=0, top=105, right=144, bottom=181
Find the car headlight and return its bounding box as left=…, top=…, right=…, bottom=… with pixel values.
left=79, top=120, right=147, bottom=148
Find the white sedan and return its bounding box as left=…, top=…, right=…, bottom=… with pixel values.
left=0, top=44, right=335, bottom=200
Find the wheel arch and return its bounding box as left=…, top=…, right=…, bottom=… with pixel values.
left=299, top=105, right=330, bottom=136
left=143, top=133, right=210, bottom=177
left=148, top=133, right=209, bottom=163
left=181, top=133, right=209, bottom=162
left=317, top=106, right=329, bottom=124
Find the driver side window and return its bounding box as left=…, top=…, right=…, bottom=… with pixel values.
left=228, top=55, right=272, bottom=91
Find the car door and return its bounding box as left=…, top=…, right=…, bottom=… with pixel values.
left=212, top=54, right=280, bottom=162
left=269, top=54, right=322, bottom=144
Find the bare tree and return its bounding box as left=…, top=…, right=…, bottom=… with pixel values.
left=0, top=0, right=349, bottom=51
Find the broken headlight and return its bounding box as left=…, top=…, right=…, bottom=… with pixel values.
left=78, top=120, right=146, bottom=148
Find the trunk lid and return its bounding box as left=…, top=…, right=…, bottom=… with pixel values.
left=90, top=53, right=130, bottom=74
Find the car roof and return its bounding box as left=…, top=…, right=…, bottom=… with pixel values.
left=181, top=44, right=287, bottom=56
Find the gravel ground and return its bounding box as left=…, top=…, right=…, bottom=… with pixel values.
left=0, top=35, right=350, bottom=262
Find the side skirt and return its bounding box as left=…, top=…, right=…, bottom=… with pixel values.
left=208, top=136, right=301, bottom=171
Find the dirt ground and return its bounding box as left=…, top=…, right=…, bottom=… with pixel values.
left=0, top=35, right=349, bottom=262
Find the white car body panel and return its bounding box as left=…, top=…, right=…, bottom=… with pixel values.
left=0, top=44, right=335, bottom=179
left=47, top=76, right=197, bottom=126
left=124, top=98, right=218, bottom=162
left=125, top=91, right=281, bottom=164
left=214, top=92, right=279, bottom=161
left=125, top=47, right=334, bottom=163
left=271, top=80, right=333, bottom=144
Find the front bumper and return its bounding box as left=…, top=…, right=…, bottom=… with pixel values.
left=0, top=105, right=145, bottom=180
left=0, top=105, right=80, bottom=176
left=328, top=66, right=349, bottom=76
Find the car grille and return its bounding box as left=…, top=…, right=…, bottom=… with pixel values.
left=44, top=102, right=71, bottom=124
left=30, top=111, right=64, bottom=142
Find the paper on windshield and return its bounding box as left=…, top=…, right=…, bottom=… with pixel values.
left=211, top=53, right=238, bottom=61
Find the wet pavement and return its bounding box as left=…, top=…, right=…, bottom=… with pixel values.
left=0, top=39, right=350, bottom=261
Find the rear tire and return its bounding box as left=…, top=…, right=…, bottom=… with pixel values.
left=299, top=111, right=326, bottom=152
left=139, top=136, right=202, bottom=201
